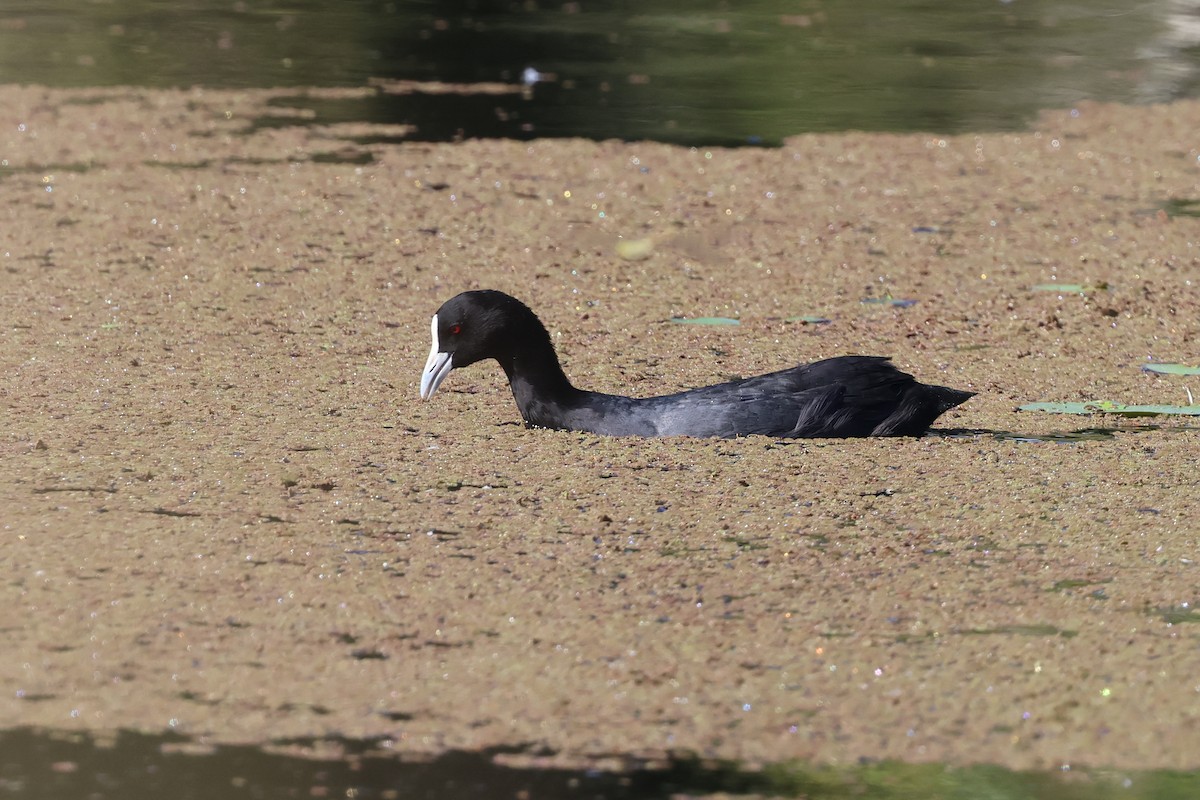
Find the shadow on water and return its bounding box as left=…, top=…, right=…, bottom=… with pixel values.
left=934, top=424, right=1200, bottom=443
left=2, top=727, right=1198, bottom=800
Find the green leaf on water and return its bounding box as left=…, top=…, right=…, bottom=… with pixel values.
left=1031, top=282, right=1110, bottom=293
left=668, top=316, right=740, bottom=326
left=784, top=315, right=832, bottom=324
left=1019, top=401, right=1200, bottom=417
left=1161, top=197, right=1200, bottom=219
left=957, top=624, right=1077, bottom=637
left=1159, top=605, right=1200, bottom=624
left=1142, top=363, right=1200, bottom=376
left=861, top=297, right=917, bottom=308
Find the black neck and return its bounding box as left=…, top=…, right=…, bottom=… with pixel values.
left=498, top=323, right=586, bottom=424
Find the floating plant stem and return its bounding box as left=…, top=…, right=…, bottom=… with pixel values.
left=669, top=316, right=740, bottom=326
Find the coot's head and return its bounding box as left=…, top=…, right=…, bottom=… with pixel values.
left=419, top=290, right=544, bottom=400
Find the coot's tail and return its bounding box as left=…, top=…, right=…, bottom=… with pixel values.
left=872, top=383, right=975, bottom=437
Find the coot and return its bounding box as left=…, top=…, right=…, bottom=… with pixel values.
left=419, top=290, right=973, bottom=438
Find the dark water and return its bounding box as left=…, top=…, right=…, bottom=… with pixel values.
left=3, top=727, right=1197, bottom=800
left=2, top=1, right=1199, bottom=145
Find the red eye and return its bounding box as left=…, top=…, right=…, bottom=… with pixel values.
left=448, top=324, right=462, bottom=336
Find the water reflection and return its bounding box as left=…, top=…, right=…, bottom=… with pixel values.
left=1, top=727, right=1196, bottom=800
left=2, top=1, right=1198, bottom=144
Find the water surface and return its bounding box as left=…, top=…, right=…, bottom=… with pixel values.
left=2, top=0, right=1197, bottom=144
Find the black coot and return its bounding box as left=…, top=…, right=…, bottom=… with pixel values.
left=420, top=290, right=973, bottom=438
